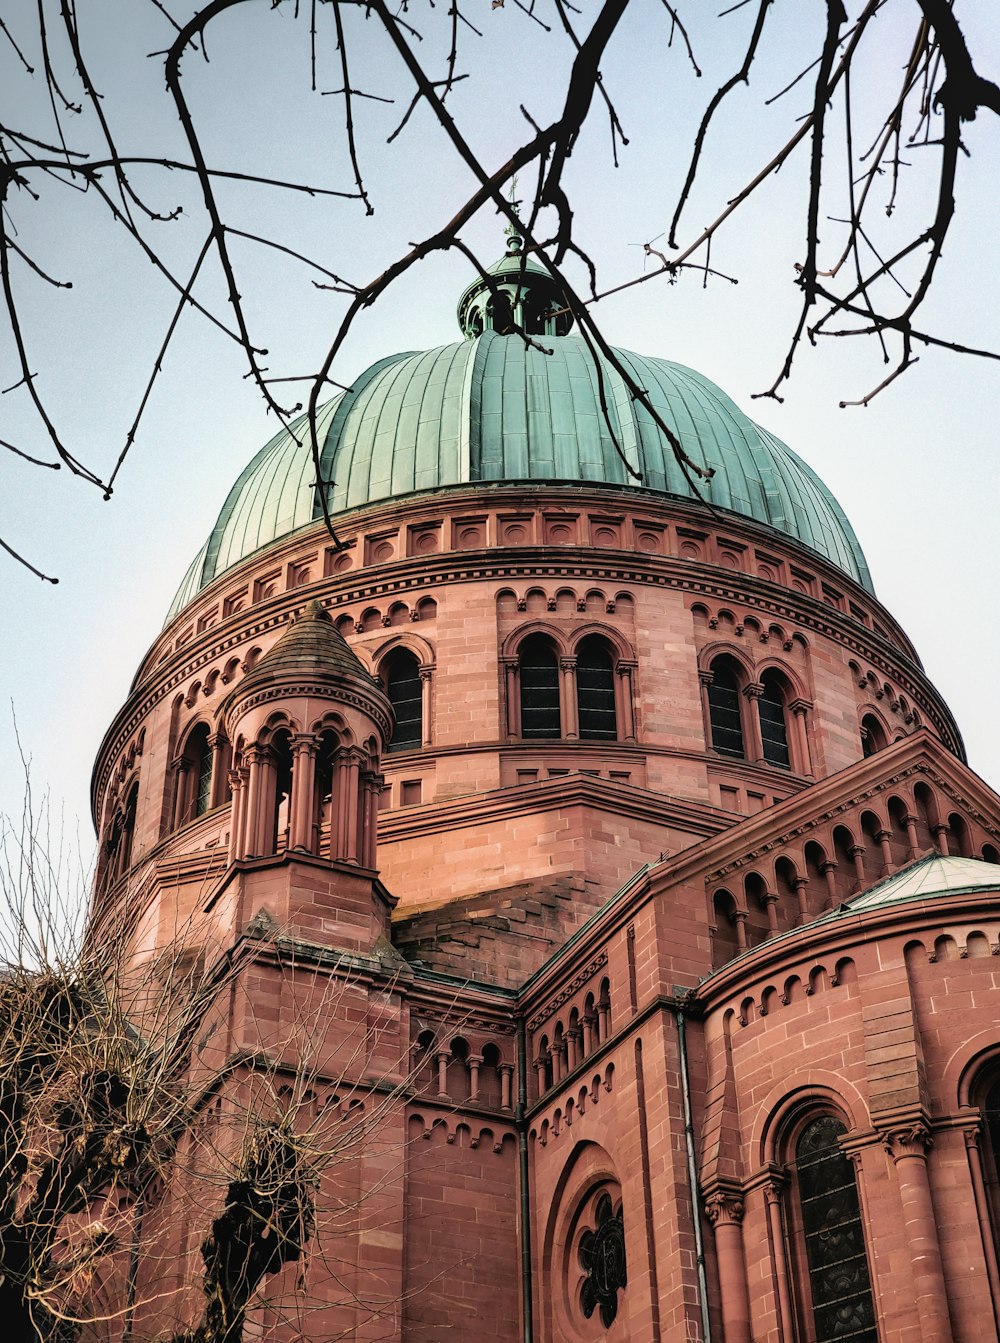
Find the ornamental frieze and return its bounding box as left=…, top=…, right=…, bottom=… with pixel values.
left=526, top=951, right=609, bottom=1032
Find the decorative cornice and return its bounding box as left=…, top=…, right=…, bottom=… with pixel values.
left=92, top=484, right=957, bottom=819
left=526, top=952, right=609, bottom=1031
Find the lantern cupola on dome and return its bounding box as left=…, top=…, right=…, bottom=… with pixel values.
left=457, top=230, right=574, bottom=340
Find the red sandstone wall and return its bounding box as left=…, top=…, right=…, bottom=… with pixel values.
left=402, top=1113, right=520, bottom=1342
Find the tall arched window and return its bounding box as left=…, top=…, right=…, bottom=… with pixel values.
left=758, top=673, right=790, bottom=768
left=519, top=635, right=561, bottom=739
left=192, top=725, right=213, bottom=817
left=708, top=657, right=745, bottom=758
left=793, top=1116, right=877, bottom=1343
left=576, top=636, right=617, bottom=740
left=384, top=650, right=422, bottom=752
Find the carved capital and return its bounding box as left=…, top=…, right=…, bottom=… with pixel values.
left=882, top=1123, right=932, bottom=1162
left=705, top=1191, right=745, bottom=1227
left=559, top=657, right=578, bottom=672
left=788, top=697, right=813, bottom=716
left=762, top=1177, right=787, bottom=1207
left=418, top=666, right=434, bottom=682
left=743, top=682, right=765, bottom=701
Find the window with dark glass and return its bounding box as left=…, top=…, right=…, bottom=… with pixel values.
left=194, top=727, right=213, bottom=816
left=795, top=1116, right=877, bottom=1343
left=759, top=676, right=790, bottom=768
left=576, top=637, right=617, bottom=740
left=708, top=659, right=744, bottom=758
left=385, top=651, right=422, bottom=752
left=519, top=635, right=561, bottom=738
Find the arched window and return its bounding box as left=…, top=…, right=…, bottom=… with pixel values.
left=707, top=656, right=745, bottom=758
left=576, top=636, right=617, bottom=740
left=192, top=725, right=213, bottom=817
left=384, top=650, right=422, bottom=752
left=861, top=713, right=887, bottom=758
left=106, top=779, right=139, bottom=885
left=793, top=1116, right=877, bottom=1343
left=758, top=672, right=790, bottom=768
left=519, top=635, right=561, bottom=739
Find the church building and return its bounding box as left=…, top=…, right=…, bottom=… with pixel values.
left=91, top=237, right=1000, bottom=1342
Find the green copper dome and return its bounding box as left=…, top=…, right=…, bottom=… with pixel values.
left=166, top=331, right=872, bottom=622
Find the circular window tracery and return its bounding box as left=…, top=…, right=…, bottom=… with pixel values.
left=577, top=1192, right=626, bottom=1327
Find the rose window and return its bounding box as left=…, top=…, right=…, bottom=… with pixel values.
left=578, top=1193, right=626, bottom=1327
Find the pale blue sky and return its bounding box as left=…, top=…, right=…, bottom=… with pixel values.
left=1, top=2, right=998, bottom=854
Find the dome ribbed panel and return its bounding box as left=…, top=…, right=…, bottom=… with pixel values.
left=166, top=333, right=875, bottom=622
left=204, top=398, right=341, bottom=588
left=472, top=334, right=629, bottom=485
left=324, top=344, right=473, bottom=511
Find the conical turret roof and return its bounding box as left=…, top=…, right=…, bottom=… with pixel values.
left=245, top=599, right=375, bottom=688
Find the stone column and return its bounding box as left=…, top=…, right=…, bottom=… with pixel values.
left=560, top=657, right=579, bottom=739
left=499, top=1063, right=514, bottom=1112
left=333, top=747, right=364, bottom=862
left=502, top=658, right=520, bottom=739
left=903, top=813, right=921, bottom=861
left=227, top=765, right=249, bottom=863
left=882, top=1124, right=953, bottom=1343
left=171, top=757, right=191, bottom=830
left=962, top=1125, right=1000, bottom=1329
left=467, top=1055, right=482, bottom=1102
left=876, top=828, right=895, bottom=875
left=534, top=1055, right=548, bottom=1099
left=597, top=998, right=611, bottom=1043
left=705, top=1190, right=752, bottom=1343
left=733, top=908, right=749, bottom=950
left=243, top=744, right=273, bottom=858
left=793, top=876, right=810, bottom=925
left=849, top=843, right=867, bottom=892
left=288, top=734, right=318, bottom=852
left=615, top=659, right=638, bottom=741
left=763, top=892, right=780, bottom=936
left=932, top=823, right=951, bottom=857
left=552, top=1038, right=567, bottom=1084
left=820, top=860, right=839, bottom=909
left=567, top=1028, right=581, bottom=1072
left=207, top=732, right=230, bottom=809
left=435, top=1051, right=450, bottom=1099
left=360, top=770, right=384, bottom=869
left=762, top=1178, right=796, bottom=1342
left=788, top=698, right=812, bottom=775
left=582, top=1013, right=596, bottom=1057
left=743, top=683, right=766, bottom=762
left=698, top=668, right=714, bottom=747
left=419, top=667, right=434, bottom=746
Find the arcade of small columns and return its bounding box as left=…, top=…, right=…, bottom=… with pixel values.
left=226, top=731, right=384, bottom=869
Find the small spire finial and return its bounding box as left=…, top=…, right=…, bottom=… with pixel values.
left=504, top=178, right=523, bottom=254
